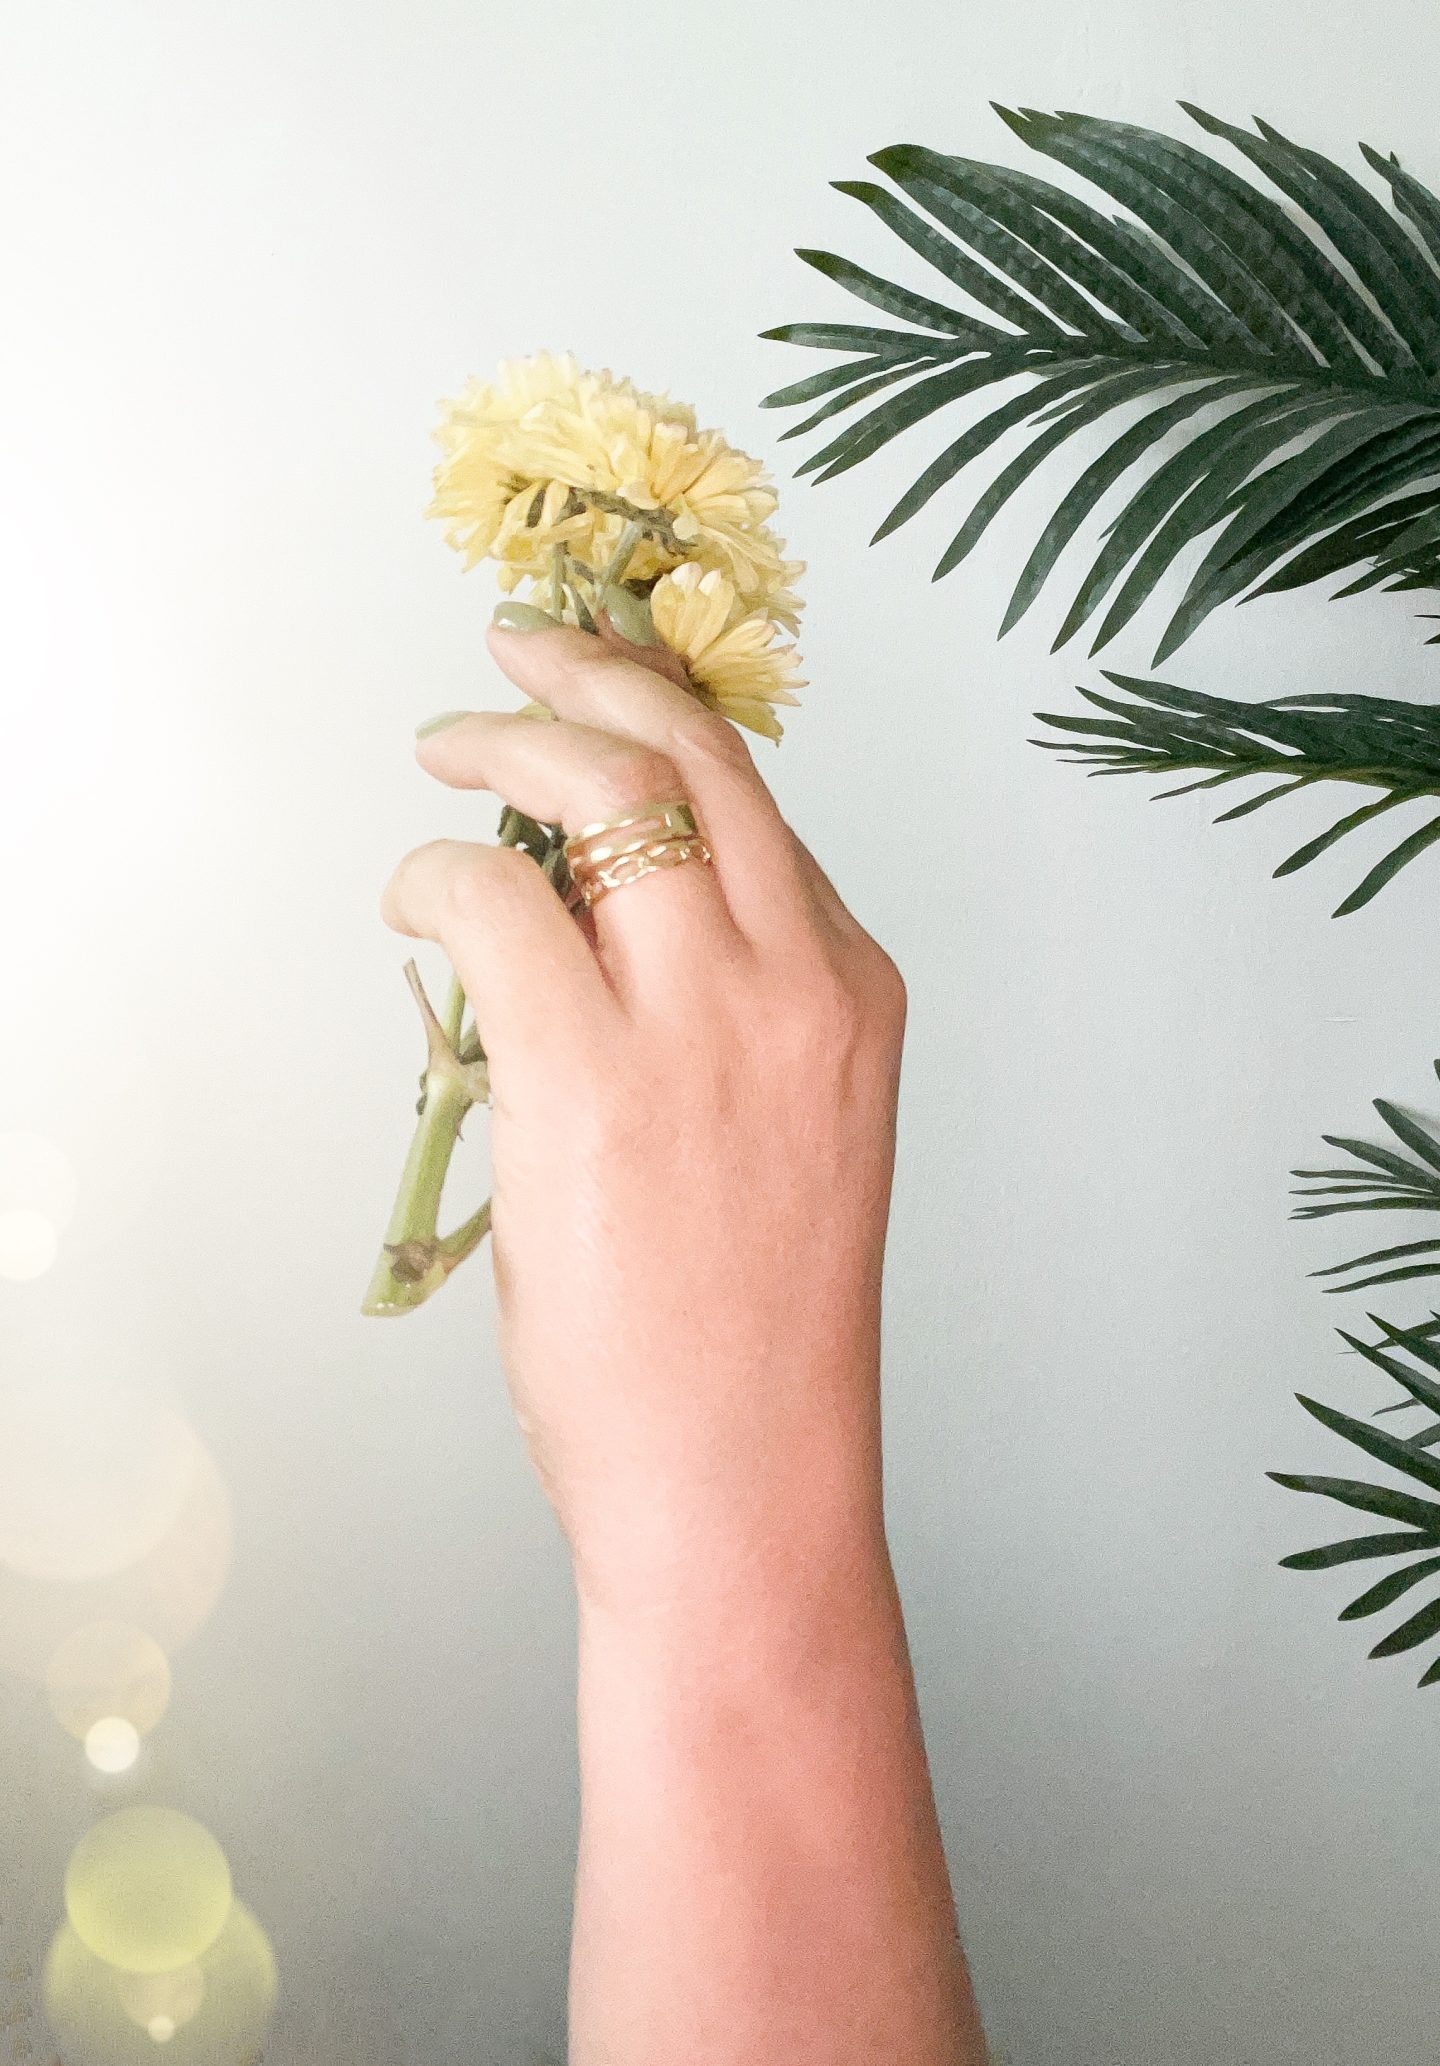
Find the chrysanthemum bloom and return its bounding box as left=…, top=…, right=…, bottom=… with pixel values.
left=649, top=563, right=804, bottom=740
left=428, top=354, right=805, bottom=634
left=426, top=352, right=595, bottom=569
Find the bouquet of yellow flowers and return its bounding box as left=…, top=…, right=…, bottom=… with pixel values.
left=362, top=354, right=805, bottom=1315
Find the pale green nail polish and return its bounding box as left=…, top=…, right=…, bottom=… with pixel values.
left=599, top=584, right=660, bottom=646
left=491, top=601, right=558, bottom=634
left=415, top=710, right=470, bottom=739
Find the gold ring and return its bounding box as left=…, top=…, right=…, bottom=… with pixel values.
left=563, top=797, right=713, bottom=910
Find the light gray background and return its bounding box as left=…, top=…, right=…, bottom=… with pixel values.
left=5, top=4, right=1440, bottom=2062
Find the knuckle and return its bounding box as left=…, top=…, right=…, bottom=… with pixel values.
left=597, top=745, right=682, bottom=809
left=441, top=853, right=487, bottom=927
left=775, top=942, right=907, bottom=1063
left=771, top=958, right=860, bottom=1055
left=672, top=708, right=753, bottom=772
left=378, top=873, right=409, bottom=933
left=443, top=841, right=534, bottom=923
left=857, top=942, right=909, bottom=1029
left=575, top=646, right=643, bottom=698
left=489, top=839, right=540, bottom=885
left=385, top=837, right=477, bottom=937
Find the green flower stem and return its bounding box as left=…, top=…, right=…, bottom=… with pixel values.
left=364, top=534, right=647, bottom=1318
left=362, top=819, right=528, bottom=1316
left=360, top=961, right=493, bottom=1317
left=442, top=971, right=466, bottom=1048
left=598, top=518, right=646, bottom=588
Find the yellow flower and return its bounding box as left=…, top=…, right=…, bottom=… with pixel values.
left=429, top=354, right=806, bottom=633
left=426, top=353, right=589, bottom=570
left=468, top=351, right=592, bottom=420
left=649, top=563, right=804, bottom=741
left=429, top=354, right=691, bottom=585
left=513, top=395, right=804, bottom=622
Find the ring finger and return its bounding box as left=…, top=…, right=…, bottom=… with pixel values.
left=415, top=708, right=741, bottom=998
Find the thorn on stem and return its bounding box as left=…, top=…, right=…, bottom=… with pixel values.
left=384, top=1239, right=439, bottom=1286
left=404, top=959, right=454, bottom=1073
left=402, top=960, right=490, bottom=1104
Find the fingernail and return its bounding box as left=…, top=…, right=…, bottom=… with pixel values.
left=491, top=601, right=559, bottom=634
left=415, top=710, right=470, bottom=739
left=598, top=584, right=661, bottom=646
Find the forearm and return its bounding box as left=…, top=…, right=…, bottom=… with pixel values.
left=567, top=1478, right=986, bottom=2066
left=390, top=623, right=979, bottom=2059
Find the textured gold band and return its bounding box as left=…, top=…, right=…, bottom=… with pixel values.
left=563, top=798, right=712, bottom=910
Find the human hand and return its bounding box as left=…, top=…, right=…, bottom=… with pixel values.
left=382, top=622, right=908, bottom=1613
left=383, top=631, right=984, bottom=2065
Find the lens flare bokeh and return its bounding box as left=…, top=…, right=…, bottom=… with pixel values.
left=84, top=1715, right=143, bottom=1775
left=116, top=1961, right=207, bottom=2041
left=47, top=1621, right=173, bottom=1740
left=0, top=1434, right=233, bottom=1683
left=44, top=1902, right=277, bottom=2065
left=64, top=1807, right=234, bottom=1976
left=0, top=1132, right=76, bottom=1281
left=0, top=1377, right=201, bottom=1585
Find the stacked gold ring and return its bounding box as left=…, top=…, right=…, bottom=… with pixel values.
left=563, top=797, right=713, bottom=910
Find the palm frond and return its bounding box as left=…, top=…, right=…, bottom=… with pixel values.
left=1273, top=1318, right=1440, bottom=1687
left=763, top=106, right=1440, bottom=660
left=1286, top=1070, right=1440, bottom=1490
left=1032, top=675, right=1440, bottom=913
left=1291, top=1064, right=1440, bottom=1299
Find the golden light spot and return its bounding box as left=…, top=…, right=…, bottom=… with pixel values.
left=116, top=1961, right=205, bottom=2039
left=0, top=1206, right=59, bottom=1280
left=0, top=1379, right=200, bottom=1584
left=47, top=1622, right=173, bottom=1741
left=45, top=1904, right=275, bottom=2066
left=191, top=1904, right=278, bottom=2044
left=84, top=1716, right=141, bottom=1775
left=0, top=1439, right=233, bottom=1682
left=64, top=1808, right=233, bottom=1975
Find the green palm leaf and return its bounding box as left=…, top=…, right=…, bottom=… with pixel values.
left=1288, top=1067, right=1440, bottom=1464
left=1031, top=676, right=1440, bottom=913
left=1273, top=1318, right=1440, bottom=1686
left=1290, top=1068, right=1440, bottom=1295
left=763, top=106, right=1440, bottom=658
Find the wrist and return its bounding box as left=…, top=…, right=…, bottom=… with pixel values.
left=571, top=1468, right=898, bottom=1680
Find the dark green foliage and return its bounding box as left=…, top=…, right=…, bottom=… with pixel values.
left=1272, top=1319, right=1440, bottom=1687
left=1275, top=1071, right=1440, bottom=1687
left=764, top=108, right=1440, bottom=660
left=1032, top=677, right=1440, bottom=914
left=768, top=101, right=1440, bottom=1694
left=1291, top=1062, right=1440, bottom=1291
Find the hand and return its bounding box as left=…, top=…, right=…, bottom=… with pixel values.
left=383, top=621, right=908, bottom=1611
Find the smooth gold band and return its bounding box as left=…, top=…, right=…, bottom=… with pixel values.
left=563, top=797, right=713, bottom=910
